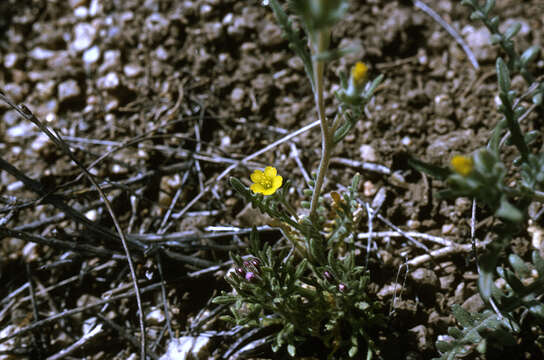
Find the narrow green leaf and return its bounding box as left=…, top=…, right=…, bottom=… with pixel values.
left=479, top=252, right=499, bottom=302
left=490, top=33, right=502, bottom=45
left=407, top=155, right=450, bottom=180
left=295, top=258, right=308, bottom=278
left=495, top=196, right=523, bottom=223
left=520, top=45, right=541, bottom=67
left=496, top=58, right=511, bottom=93
left=470, top=10, right=485, bottom=20
left=363, top=74, right=384, bottom=100
left=504, top=22, right=521, bottom=40
left=508, top=253, right=530, bottom=277
left=484, top=0, right=495, bottom=14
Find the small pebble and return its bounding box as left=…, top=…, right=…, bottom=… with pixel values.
left=97, top=72, right=120, bottom=90
left=123, top=63, right=143, bottom=78
left=146, top=308, right=166, bottom=325
left=58, top=79, right=81, bottom=102
left=71, top=23, right=96, bottom=52
left=4, top=53, right=19, bottom=68
left=83, top=45, right=100, bottom=65
left=363, top=180, right=377, bottom=197
left=30, top=47, right=56, bottom=60
left=99, top=49, right=121, bottom=73
left=359, top=144, right=377, bottom=162
left=258, top=22, right=283, bottom=46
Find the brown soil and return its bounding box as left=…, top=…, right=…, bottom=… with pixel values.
left=1, top=0, right=543, bottom=359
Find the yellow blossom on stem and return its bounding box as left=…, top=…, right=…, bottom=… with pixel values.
left=451, top=155, right=473, bottom=176
left=250, top=166, right=283, bottom=196
left=351, top=61, right=368, bottom=86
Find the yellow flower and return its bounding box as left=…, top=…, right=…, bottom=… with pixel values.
left=351, top=61, right=368, bottom=86
left=250, top=166, right=283, bottom=196
left=451, top=155, right=473, bottom=176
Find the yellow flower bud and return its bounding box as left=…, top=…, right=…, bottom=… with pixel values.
left=450, top=155, right=473, bottom=176
left=351, top=61, right=368, bottom=86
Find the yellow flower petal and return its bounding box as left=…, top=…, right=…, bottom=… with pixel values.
left=262, top=187, right=276, bottom=196
left=250, top=170, right=265, bottom=183
left=272, top=175, right=283, bottom=190
left=264, top=166, right=277, bottom=178
left=250, top=183, right=266, bottom=194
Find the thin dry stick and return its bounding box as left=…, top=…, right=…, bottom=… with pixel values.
left=413, top=0, right=479, bottom=70
left=289, top=142, right=312, bottom=185
left=194, top=106, right=206, bottom=192
left=155, top=252, right=175, bottom=340
left=46, top=322, right=104, bottom=360
left=172, top=120, right=320, bottom=219
left=0, top=281, right=163, bottom=345
left=0, top=93, right=147, bottom=359
left=407, top=239, right=492, bottom=266
left=26, top=263, right=44, bottom=357
left=96, top=314, right=160, bottom=360
left=357, top=230, right=453, bottom=247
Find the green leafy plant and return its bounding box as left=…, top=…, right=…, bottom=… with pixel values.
left=213, top=0, right=385, bottom=358
left=410, top=1, right=544, bottom=358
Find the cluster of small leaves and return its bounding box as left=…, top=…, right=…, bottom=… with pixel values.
left=437, top=251, right=544, bottom=359
left=333, top=74, right=383, bottom=144
left=434, top=305, right=517, bottom=360
left=521, top=152, right=544, bottom=192
left=447, top=149, right=523, bottom=222
left=216, top=177, right=384, bottom=358
left=408, top=1, right=544, bottom=357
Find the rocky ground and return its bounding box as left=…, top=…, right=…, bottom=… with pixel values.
left=1, top=0, right=544, bottom=358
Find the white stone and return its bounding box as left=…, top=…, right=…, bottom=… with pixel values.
left=97, top=72, right=120, bottom=90
left=4, top=53, right=18, bottom=68
left=83, top=45, right=100, bottom=64
left=146, top=308, right=166, bottom=325
left=58, top=79, right=81, bottom=102
left=7, top=181, right=24, bottom=192
left=31, top=133, right=49, bottom=152
left=359, top=144, right=377, bottom=162
left=123, top=63, right=143, bottom=78
left=85, top=209, right=98, bottom=221
left=230, top=87, right=245, bottom=104
left=100, top=49, right=121, bottom=72
left=7, top=121, right=34, bottom=138
left=72, top=23, right=96, bottom=52
left=30, top=47, right=56, bottom=60
left=74, top=6, right=88, bottom=18
left=160, top=336, right=211, bottom=360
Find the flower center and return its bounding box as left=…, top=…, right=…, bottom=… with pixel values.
left=262, top=179, right=272, bottom=189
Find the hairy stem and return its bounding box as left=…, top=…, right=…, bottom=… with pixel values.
left=310, top=30, right=332, bottom=219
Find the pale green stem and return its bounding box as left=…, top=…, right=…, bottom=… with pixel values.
left=309, top=30, right=332, bottom=220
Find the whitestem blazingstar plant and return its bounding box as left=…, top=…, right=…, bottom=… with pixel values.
left=214, top=0, right=384, bottom=358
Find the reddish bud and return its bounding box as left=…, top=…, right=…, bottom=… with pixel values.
left=323, top=271, right=334, bottom=282
left=245, top=271, right=256, bottom=282
left=236, top=267, right=246, bottom=277
left=250, top=258, right=260, bottom=268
